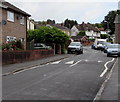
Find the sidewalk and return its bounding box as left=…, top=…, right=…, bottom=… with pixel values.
left=100, top=57, right=119, bottom=101
left=2, top=54, right=73, bottom=75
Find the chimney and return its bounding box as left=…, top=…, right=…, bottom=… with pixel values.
left=82, top=22, right=84, bottom=24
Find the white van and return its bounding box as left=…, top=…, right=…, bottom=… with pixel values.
left=94, top=38, right=107, bottom=49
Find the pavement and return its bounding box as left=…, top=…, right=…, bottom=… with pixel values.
left=2, top=54, right=74, bottom=75
left=99, top=57, right=119, bottom=101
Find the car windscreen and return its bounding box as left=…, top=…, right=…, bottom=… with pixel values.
left=108, top=44, right=120, bottom=48
left=105, top=42, right=111, bottom=45
left=97, top=41, right=105, bottom=45
left=70, top=42, right=81, bottom=46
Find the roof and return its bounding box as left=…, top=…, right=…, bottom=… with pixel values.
left=48, top=24, right=70, bottom=31
left=0, top=0, right=31, bottom=16
left=75, top=22, right=100, bottom=32
left=98, top=28, right=105, bottom=31
left=114, top=14, right=120, bottom=23
left=71, top=36, right=88, bottom=40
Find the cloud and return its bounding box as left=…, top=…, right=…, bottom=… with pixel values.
left=6, top=1, right=118, bottom=23
left=6, top=0, right=119, bottom=2
left=81, top=3, right=104, bottom=23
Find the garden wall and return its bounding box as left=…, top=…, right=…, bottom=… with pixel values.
left=2, top=49, right=54, bottom=65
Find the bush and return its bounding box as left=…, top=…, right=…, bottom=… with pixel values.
left=1, top=40, right=23, bottom=51
left=100, top=34, right=108, bottom=39
left=77, top=30, right=86, bottom=36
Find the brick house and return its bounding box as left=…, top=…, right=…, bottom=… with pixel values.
left=0, top=0, right=30, bottom=50
left=114, top=14, right=120, bottom=44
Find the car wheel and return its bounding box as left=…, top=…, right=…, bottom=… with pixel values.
left=118, top=54, right=120, bottom=57
left=107, top=53, right=110, bottom=57
left=104, top=50, right=107, bottom=53
left=67, top=51, right=70, bottom=54
left=81, top=50, right=83, bottom=54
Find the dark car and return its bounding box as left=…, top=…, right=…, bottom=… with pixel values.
left=67, top=42, right=83, bottom=54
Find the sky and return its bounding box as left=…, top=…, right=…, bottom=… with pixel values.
left=6, top=0, right=119, bottom=24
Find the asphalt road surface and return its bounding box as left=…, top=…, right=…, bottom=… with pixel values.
left=2, top=46, right=117, bottom=100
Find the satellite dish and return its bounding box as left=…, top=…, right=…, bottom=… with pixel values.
left=2, top=20, right=7, bottom=25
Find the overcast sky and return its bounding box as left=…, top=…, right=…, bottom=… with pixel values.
left=6, top=0, right=119, bottom=24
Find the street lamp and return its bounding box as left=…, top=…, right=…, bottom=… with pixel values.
left=104, top=20, right=111, bottom=34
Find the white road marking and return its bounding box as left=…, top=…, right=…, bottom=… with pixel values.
left=43, top=74, right=47, bottom=77
left=7, top=58, right=70, bottom=75
left=51, top=60, right=62, bottom=64
left=93, top=58, right=118, bottom=101
left=69, top=60, right=81, bottom=67
left=13, top=64, right=49, bottom=75
left=84, top=60, right=88, bottom=62
left=100, top=58, right=115, bottom=77
left=98, top=61, right=103, bottom=63
left=65, top=61, right=74, bottom=64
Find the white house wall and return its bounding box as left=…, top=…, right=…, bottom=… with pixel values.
left=27, top=19, right=35, bottom=30
left=71, top=26, right=79, bottom=36
left=100, top=31, right=107, bottom=34
left=86, top=30, right=100, bottom=38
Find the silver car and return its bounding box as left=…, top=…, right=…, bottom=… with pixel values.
left=107, top=44, right=120, bottom=57
left=68, top=42, right=83, bottom=54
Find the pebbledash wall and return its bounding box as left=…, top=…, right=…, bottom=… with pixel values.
left=2, top=49, right=54, bottom=65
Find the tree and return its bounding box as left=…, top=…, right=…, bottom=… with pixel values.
left=77, top=31, right=86, bottom=36
left=47, top=19, right=55, bottom=24
left=92, top=23, right=103, bottom=28
left=64, top=19, right=78, bottom=29
left=100, top=34, right=108, bottom=39
left=27, top=26, right=69, bottom=45
left=101, top=10, right=120, bottom=35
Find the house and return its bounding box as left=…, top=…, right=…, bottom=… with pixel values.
left=46, top=24, right=71, bottom=36
left=71, top=22, right=100, bottom=39
left=97, top=28, right=107, bottom=34
left=114, top=14, right=120, bottom=44
left=71, top=35, right=88, bottom=42
left=27, top=19, right=35, bottom=30
left=0, top=0, right=31, bottom=49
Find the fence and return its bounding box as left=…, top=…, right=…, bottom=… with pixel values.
left=2, top=49, right=54, bottom=65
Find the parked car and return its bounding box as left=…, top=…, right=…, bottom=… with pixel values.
left=91, top=44, right=95, bottom=49
left=94, top=38, right=106, bottom=50
left=34, top=43, right=52, bottom=50
left=68, top=42, right=83, bottom=54
left=101, top=42, right=111, bottom=51
left=107, top=44, right=120, bottom=57
left=103, top=42, right=112, bottom=53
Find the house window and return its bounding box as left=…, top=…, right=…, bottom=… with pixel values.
left=7, top=11, right=14, bottom=22
left=6, top=36, right=16, bottom=42
left=20, top=16, right=24, bottom=25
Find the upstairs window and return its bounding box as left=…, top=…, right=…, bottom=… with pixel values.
left=7, top=11, right=14, bottom=22
left=20, top=15, right=24, bottom=25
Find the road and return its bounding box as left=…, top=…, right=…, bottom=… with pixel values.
left=2, top=47, right=116, bottom=100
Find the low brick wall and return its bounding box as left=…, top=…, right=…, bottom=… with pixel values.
left=2, top=49, right=54, bottom=65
